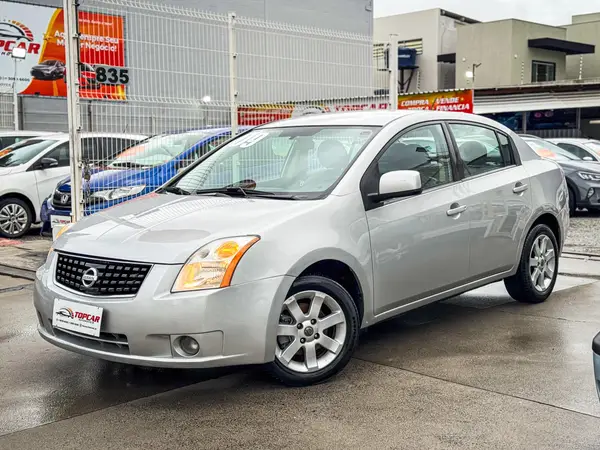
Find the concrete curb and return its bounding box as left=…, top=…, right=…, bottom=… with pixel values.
left=0, top=264, right=36, bottom=281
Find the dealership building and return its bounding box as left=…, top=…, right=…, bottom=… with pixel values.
left=374, top=10, right=600, bottom=139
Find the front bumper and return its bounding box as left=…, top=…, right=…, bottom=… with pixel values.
left=594, top=332, right=600, bottom=402
left=34, top=254, right=294, bottom=368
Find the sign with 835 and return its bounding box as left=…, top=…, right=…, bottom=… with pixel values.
left=94, top=65, right=129, bottom=85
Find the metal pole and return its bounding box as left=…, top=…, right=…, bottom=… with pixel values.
left=12, top=60, right=18, bottom=130
left=388, top=36, right=398, bottom=111
left=64, top=0, right=83, bottom=222
left=228, top=12, right=238, bottom=136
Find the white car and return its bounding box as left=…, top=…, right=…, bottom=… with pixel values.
left=0, top=132, right=147, bottom=238
left=0, top=130, right=54, bottom=152
left=547, top=138, right=600, bottom=162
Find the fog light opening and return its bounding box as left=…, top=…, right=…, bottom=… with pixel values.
left=587, top=188, right=595, bottom=199
left=179, top=336, right=200, bottom=356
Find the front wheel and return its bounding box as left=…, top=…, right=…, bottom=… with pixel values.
left=0, top=198, right=32, bottom=239
left=269, top=275, right=360, bottom=386
left=504, top=224, right=558, bottom=303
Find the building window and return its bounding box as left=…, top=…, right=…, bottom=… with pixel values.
left=532, top=61, right=556, bottom=83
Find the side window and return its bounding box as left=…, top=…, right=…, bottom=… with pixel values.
left=449, top=124, right=510, bottom=177
left=557, top=143, right=588, bottom=160
left=377, top=124, right=454, bottom=190
left=497, top=133, right=516, bottom=165
left=44, top=143, right=70, bottom=167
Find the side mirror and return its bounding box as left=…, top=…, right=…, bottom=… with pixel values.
left=368, top=170, right=422, bottom=203
left=583, top=156, right=594, bottom=161
left=39, top=157, right=59, bottom=169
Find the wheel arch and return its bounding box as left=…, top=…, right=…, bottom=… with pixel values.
left=287, top=249, right=371, bottom=326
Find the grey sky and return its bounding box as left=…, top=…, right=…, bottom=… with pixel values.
left=374, top=0, right=600, bottom=25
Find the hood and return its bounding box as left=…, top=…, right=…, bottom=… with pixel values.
left=58, top=167, right=160, bottom=192
left=553, top=159, right=600, bottom=173
left=0, top=167, right=14, bottom=176
left=54, top=193, right=320, bottom=264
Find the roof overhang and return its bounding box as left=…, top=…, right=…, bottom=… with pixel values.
left=474, top=83, right=600, bottom=114
left=528, top=37, right=595, bottom=55
left=437, top=53, right=456, bottom=63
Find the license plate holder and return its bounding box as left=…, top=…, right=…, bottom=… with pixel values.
left=52, top=298, right=103, bottom=337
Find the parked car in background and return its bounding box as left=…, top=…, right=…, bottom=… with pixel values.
left=520, top=135, right=600, bottom=216
left=36, top=111, right=568, bottom=386
left=0, top=132, right=146, bottom=238
left=594, top=332, right=600, bottom=402
left=0, top=131, right=53, bottom=155
left=548, top=138, right=600, bottom=162
left=42, top=128, right=246, bottom=228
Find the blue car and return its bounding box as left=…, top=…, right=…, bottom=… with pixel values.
left=42, top=127, right=249, bottom=229
left=594, top=332, right=600, bottom=402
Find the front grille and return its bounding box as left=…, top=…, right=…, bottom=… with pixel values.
left=53, top=327, right=130, bottom=355
left=55, top=253, right=151, bottom=296
left=52, top=190, right=71, bottom=210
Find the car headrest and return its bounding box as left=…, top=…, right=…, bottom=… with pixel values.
left=459, top=141, right=488, bottom=164
left=317, top=140, right=349, bottom=170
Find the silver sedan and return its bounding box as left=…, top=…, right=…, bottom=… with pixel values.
left=34, top=111, right=569, bottom=386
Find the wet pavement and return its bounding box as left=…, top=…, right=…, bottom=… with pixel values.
left=1, top=273, right=599, bottom=449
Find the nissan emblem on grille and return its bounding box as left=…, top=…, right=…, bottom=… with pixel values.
left=81, top=267, right=99, bottom=288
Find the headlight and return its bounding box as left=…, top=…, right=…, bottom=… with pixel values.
left=172, top=236, right=260, bottom=292
left=91, top=185, right=146, bottom=201
left=577, top=172, right=600, bottom=182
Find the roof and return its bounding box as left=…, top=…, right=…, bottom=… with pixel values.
left=259, top=110, right=492, bottom=128
left=260, top=110, right=419, bottom=127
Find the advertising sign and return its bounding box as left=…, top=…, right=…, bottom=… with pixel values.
left=0, top=1, right=126, bottom=100
left=397, top=89, right=473, bottom=113
left=238, top=90, right=474, bottom=126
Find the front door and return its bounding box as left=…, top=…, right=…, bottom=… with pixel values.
left=364, top=123, right=471, bottom=316
left=33, top=142, right=71, bottom=207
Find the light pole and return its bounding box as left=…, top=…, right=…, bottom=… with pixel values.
left=11, top=47, right=27, bottom=131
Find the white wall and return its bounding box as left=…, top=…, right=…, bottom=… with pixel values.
left=374, top=9, right=440, bottom=91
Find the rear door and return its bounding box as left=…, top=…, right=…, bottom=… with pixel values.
left=447, top=122, right=532, bottom=279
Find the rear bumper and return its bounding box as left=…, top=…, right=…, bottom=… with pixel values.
left=594, top=332, right=600, bottom=402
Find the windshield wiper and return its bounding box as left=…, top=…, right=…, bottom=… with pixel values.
left=193, top=187, right=298, bottom=200
left=158, top=186, right=192, bottom=195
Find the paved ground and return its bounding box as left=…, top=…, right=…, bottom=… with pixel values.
left=1, top=268, right=599, bottom=449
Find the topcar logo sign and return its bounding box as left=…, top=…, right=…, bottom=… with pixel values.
left=0, top=20, right=41, bottom=56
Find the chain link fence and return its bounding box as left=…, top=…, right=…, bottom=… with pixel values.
left=40, top=0, right=389, bottom=228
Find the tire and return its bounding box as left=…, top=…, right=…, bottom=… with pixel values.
left=0, top=198, right=32, bottom=239
left=568, top=187, right=576, bottom=217
left=504, top=224, right=559, bottom=304
left=269, top=275, right=360, bottom=386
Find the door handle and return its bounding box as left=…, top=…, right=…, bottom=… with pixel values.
left=513, top=182, right=529, bottom=194
left=447, top=204, right=467, bottom=217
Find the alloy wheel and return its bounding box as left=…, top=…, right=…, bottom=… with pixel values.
left=276, top=290, right=347, bottom=373
left=0, top=203, right=28, bottom=237
left=529, top=234, right=556, bottom=292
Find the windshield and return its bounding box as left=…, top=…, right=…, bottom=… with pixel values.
left=108, top=131, right=213, bottom=168
left=171, top=126, right=377, bottom=198
left=0, top=139, right=58, bottom=167
left=523, top=138, right=579, bottom=161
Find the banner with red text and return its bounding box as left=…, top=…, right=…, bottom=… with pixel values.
left=238, top=90, right=474, bottom=126
left=0, top=1, right=126, bottom=100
